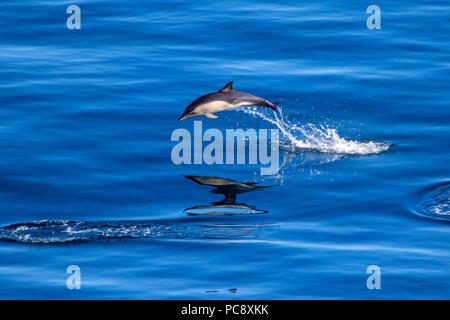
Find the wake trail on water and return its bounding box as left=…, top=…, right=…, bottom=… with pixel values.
left=238, top=107, right=390, bottom=155
left=0, top=220, right=270, bottom=244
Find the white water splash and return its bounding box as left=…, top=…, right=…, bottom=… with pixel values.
left=239, top=107, right=390, bottom=155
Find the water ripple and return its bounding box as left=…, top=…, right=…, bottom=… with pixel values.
left=415, top=183, right=450, bottom=221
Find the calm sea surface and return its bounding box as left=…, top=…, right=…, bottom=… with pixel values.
left=0, top=0, right=449, bottom=299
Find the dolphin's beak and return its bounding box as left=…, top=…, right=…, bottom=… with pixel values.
left=178, top=113, right=194, bottom=121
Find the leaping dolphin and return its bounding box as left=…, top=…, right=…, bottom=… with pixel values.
left=178, top=81, right=279, bottom=121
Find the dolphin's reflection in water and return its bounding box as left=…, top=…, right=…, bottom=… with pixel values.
left=183, top=175, right=272, bottom=216
left=0, top=176, right=275, bottom=244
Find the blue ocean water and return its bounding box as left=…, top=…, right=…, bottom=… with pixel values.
left=0, top=0, right=449, bottom=299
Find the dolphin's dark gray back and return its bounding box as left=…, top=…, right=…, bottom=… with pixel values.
left=183, top=82, right=276, bottom=115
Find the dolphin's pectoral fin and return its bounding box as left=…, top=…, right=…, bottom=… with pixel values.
left=204, top=113, right=218, bottom=119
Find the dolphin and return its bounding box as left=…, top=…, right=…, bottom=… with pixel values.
left=183, top=175, right=272, bottom=196
left=178, top=81, right=279, bottom=121
left=182, top=175, right=272, bottom=216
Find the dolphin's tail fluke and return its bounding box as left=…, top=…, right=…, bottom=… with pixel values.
left=271, top=102, right=280, bottom=113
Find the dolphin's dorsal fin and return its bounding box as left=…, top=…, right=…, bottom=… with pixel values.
left=219, top=81, right=233, bottom=92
